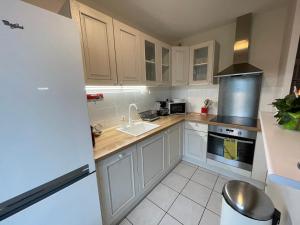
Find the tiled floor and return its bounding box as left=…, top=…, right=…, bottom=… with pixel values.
left=119, top=161, right=235, bottom=225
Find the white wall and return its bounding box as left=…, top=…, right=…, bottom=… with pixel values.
left=172, top=6, right=288, bottom=114
left=86, top=87, right=171, bottom=129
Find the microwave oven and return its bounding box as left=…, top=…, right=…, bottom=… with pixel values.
left=167, top=101, right=186, bottom=114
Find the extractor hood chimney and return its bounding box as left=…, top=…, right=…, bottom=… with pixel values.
left=215, top=13, right=263, bottom=78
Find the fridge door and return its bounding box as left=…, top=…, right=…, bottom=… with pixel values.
left=2, top=173, right=102, bottom=225
left=0, top=1, right=95, bottom=203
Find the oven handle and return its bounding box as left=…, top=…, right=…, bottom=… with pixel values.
left=208, top=133, right=254, bottom=145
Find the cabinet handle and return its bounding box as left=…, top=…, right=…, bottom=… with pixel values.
left=118, top=153, right=124, bottom=159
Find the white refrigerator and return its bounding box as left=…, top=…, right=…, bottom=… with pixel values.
left=0, top=1, right=102, bottom=224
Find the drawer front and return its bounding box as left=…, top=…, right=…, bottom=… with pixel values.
left=185, top=121, right=208, bottom=132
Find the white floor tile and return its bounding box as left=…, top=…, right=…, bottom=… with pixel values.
left=191, top=169, right=218, bottom=189
left=173, top=162, right=197, bottom=178
left=159, top=214, right=182, bottom=225
left=206, top=192, right=222, bottom=215
left=198, top=167, right=218, bottom=176
left=181, top=160, right=198, bottom=168
left=127, top=198, right=165, bottom=225
left=199, top=210, right=220, bottom=225
left=214, top=176, right=230, bottom=193
left=168, top=195, right=204, bottom=225
left=147, top=183, right=179, bottom=211
left=161, top=172, right=189, bottom=193
left=119, top=218, right=132, bottom=225
left=182, top=180, right=212, bottom=207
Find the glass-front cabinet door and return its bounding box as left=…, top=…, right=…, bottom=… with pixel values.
left=161, top=45, right=171, bottom=85
left=144, top=39, right=156, bottom=82
left=189, top=40, right=217, bottom=85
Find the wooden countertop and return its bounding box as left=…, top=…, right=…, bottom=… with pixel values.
left=93, top=115, right=185, bottom=161
left=260, top=111, right=300, bottom=189
left=94, top=113, right=261, bottom=161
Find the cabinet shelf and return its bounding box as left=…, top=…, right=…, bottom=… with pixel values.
left=146, top=60, right=156, bottom=64
left=194, top=63, right=208, bottom=66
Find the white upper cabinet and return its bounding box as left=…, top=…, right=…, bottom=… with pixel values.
left=113, top=20, right=142, bottom=85
left=141, top=34, right=159, bottom=85
left=158, top=42, right=171, bottom=86
left=189, top=40, right=218, bottom=85
left=171, top=47, right=189, bottom=86
left=71, top=2, right=117, bottom=85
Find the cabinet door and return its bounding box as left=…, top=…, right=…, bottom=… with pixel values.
left=97, top=146, right=138, bottom=225
left=137, top=134, right=166, bottom=192
left=71, top=2, right=117, bottom=85
left=167, top=124, right=183, bottom=168
left=171, top=47, right=189, bottom=86
left=141, top=35, right=159, bottom=85
left=113, top=20, right=141, bottom=85
left=158, top=42, right=171, bottom=86
left=189, top=40, right=216, bottom=85
left=184, top=129, right=207, bottom=163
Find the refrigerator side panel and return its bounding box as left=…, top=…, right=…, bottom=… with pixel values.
left=2, top=173, right=102, bottom=225
left=0, top=0, right=95, bottom=203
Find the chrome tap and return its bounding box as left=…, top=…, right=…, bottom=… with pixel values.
left=128, top=103, right=138, bottom=127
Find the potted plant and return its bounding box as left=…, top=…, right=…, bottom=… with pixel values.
left=272, top=87, right=300, bottom=131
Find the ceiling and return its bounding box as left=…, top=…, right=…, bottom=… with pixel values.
left=79, top=0, right=288, bottom=43
left=24, top=0, right=289, bottom=43
left=23, top=0, right=66, bottom=13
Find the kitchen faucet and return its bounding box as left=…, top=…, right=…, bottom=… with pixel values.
left=128, top=103, right=138, bottom=127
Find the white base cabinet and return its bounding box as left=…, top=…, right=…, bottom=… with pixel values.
left=184, top=129, right=207, bottom=164
left=96, top=123, right=183, bottom=225
left=97, top=146, right=139, bottom=225
left=183, top=122, right=208, bottom=165
left=137, top=133, right=166, bottom=192
left=166, top=123, right=183, bottom=168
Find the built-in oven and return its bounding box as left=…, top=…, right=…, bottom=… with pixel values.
left=207, top=125, right=257, bottom=171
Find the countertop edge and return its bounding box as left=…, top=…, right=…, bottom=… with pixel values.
left=260, top=111, right=300, bottom=190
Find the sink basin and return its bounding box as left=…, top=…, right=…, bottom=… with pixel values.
left=117, top=122, right=160, bottom=136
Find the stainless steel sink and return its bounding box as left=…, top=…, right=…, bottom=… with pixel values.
left=117, top=122, right=160, bottom=136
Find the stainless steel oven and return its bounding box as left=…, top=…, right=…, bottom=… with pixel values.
left=207, top=125, right=257, bottom=171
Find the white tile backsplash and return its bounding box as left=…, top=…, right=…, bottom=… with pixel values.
left=87, top=87, right=171, bottom=129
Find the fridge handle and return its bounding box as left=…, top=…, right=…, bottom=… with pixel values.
left=0, top=164, right=91, bottom=221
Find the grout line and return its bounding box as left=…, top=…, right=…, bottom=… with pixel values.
left=126, top=217, right=134, bottom=225
left=205, top=208, right=221, bottom=217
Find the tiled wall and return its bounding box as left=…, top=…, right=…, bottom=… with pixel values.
left=171, top=85, right=219, bottom=115
left=87, top=87, right=171, bottom=128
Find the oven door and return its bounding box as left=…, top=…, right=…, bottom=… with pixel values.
left=207, top=132, right=255, bottom=171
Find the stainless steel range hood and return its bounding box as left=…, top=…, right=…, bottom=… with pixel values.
left=215, top=13, right=263, bottom=78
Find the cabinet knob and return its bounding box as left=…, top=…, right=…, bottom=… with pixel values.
left=118, top=153, right=124, bottom=159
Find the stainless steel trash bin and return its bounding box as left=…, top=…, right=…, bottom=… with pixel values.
left=220, top=180, right=280, bottom=225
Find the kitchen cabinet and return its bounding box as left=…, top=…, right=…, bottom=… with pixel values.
left=141, top=34, right=159, bottom=85
left=97, top=146, right=139, bottom=225
left=137, top=133, right=166, bottom=192
left=158, top=42, right=172, bottom=86
left=166, top=123, right=183, bottom=168
left=184, top=126, right=208, bottom=165
left=70, top=1, right=117, bottom=85
left=171, top=47, right=189, bottom=86
left=189, top=40, right=218, bottom=85
left=113, top=19, right=142, bottom=85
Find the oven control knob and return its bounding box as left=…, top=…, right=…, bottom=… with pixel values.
left=238, top=131, right=242, bottom=136
left=219, top=128, right=223, bottom=132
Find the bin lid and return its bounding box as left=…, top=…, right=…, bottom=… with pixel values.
left=222, top=180, right=274, bottom=221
